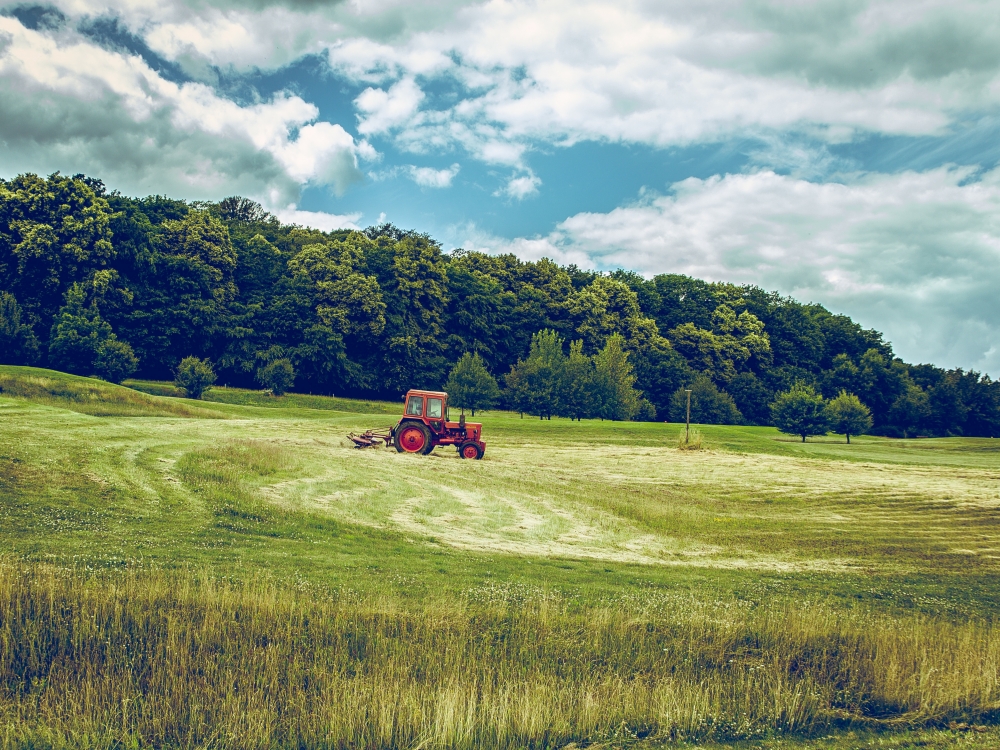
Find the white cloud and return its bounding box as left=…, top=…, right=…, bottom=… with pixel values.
left=274, top=206, right=363, bottom=231
left=407, top=163, right=460, bottom=187
left=320, top=0, right=1000, bottom=164
left=496, top=171, right=541, bottom=200
left=14, top=0, right=1000, bottom=181
left=462, top=166, right=1000, bottom=373
left=31, top=0, right=472, bottom=76
left=355, top=77, right=425, bottom=135
left=0, top=16, right=364, bottom=203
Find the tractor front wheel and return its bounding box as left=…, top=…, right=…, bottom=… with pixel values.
left=396, top=423, right=431, bottom=454
left=459, top=442, right=484, bottom=460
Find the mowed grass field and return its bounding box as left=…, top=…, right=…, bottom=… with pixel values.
left=2, top=365, right=1000, bottom=749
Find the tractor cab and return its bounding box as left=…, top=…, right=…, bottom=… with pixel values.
left=393, top=389, right=486, bottom=459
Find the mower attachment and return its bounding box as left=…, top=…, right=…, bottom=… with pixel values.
left=348, top=429, right=393, bottom=449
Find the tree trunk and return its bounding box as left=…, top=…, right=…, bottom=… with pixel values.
left=801, top=434, right=806, bottom=442
left=847, top=433, right=851, bottom=444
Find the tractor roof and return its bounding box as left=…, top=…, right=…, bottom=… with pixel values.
left=405, top=389, right=448, bottom=398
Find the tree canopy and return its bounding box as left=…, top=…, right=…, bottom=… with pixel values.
left=2, top=172, right=999, bottom=436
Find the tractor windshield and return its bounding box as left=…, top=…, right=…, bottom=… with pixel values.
left=405, top=396, right=424, bottom=416
left=427, top=398, right=443, bottom=418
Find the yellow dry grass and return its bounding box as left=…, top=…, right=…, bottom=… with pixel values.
left=3, top=561, right=1000, bottom=749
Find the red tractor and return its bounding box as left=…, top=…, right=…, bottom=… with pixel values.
left=348, top=389, right=486, bottom=459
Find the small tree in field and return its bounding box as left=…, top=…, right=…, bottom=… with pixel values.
left=770, top=382, right=829, bottom=442
left=257, top=358, right=295, bottom=396
left=94, top=338, right=138, bottom=384
left=504, top=330, right=565, bottom=419
left=826, top=390, right=873, bottom=443
left=560, top=340, right=598, bottom=421
left=593, top=333, right=640, bottom=421
left=175, top=356, right=216, bottom=399
left=445, top=352, right=500, bottom=416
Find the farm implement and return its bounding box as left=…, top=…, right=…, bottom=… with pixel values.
left=348, top=389, right=486, bottom=459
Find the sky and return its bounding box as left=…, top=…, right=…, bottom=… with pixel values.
left=1, top=0, right=999, bottom=375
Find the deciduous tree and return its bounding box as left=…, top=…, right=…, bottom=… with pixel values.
left=94, top=338, right=138, bottom=384
left=445, top=352, right=500, bottom=415
left=0, top=292, right=39, bottom=365
left=771, top=383, right=830, bottom=442
left=505, top=329, right=566, bottom=419
left=560, top=340, right=599, bottom=420
left=593, top=333, right=640, bottom=421
left=49, top=283, right=136, bottom=378
left=826, top=391, right=873, bottom=443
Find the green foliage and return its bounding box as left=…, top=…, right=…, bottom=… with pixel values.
left=629, top=335, right=692, bottom=419
left=727, top=371, right=772, bottom=425
left=94, top=337, right=138, bottom=384
left=257, top=358, right=295, bottom=396
left=175, top=356, right=217, bottom=399
left=504, top=329, right=566, bottom=418
left=2, top=173, right=999, bottom=438
left=826, top=390, right=873, bottom=443
left=889, top=383, right=931, bottom=438
left=48, top=283, right=136, bottom=380
left=0, top=173, right=114, bottom=335
left=48, top=283, right=111, bottom=374
left=444, top=352, right=500, bottom=415
left=667, top=303, right=770, bottom=382
left=6, top=373, right=1000, bottom=747
left=593, top=333, right=640, bottom=421
left=669, top=375, right=743, bottom=425
left=560, top=339, right=599, bottom=420
left=0, top=292, right=39, bottom=365
left=771, top=382, right=830, bottom=442
left=635, top=398, right=657, bottom=422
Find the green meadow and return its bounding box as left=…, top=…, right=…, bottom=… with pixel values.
left=2, top=365, right=1000, bottom=749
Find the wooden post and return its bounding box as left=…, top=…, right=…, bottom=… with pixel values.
left=685, top=389, right=692, bottom=444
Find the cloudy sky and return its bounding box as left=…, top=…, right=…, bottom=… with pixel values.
left=2, top=0, right=1000, bottom=374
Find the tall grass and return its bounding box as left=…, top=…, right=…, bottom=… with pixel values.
left=125, top=379, right=401, bottom=414
left=0, top=369, right=220, bottom=418
left=2, top=562, right=999, bottom=749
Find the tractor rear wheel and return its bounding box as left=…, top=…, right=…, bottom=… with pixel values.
left=459, top=442, right=483, bottom=460
left=396, top=423, right=431, bottom=454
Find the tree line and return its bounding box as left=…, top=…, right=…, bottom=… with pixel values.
left=1, top=172, right=999, bottom=437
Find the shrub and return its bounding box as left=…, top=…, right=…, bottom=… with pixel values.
left=175, top=356, right=217, bottom=399
left=677, top=428, right=703, bottom=450
left=669, top=375, right=742, bottom=425
left=94, top=338, right=138, bottom=384
left=635, top=398, right=657, bottom=422
left=257, top=358, right=295, bottom=396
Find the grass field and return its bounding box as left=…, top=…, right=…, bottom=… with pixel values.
left=2, top=365, right=1000, bottom=748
